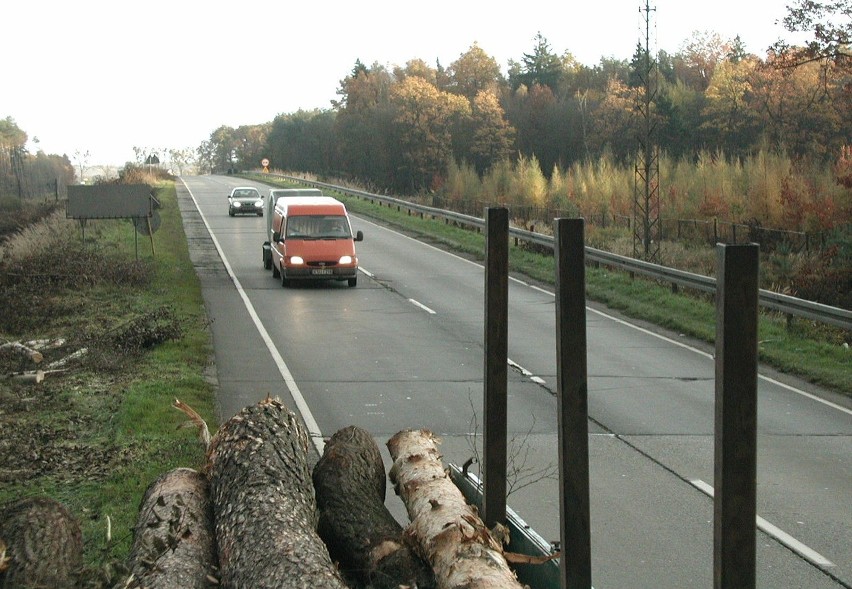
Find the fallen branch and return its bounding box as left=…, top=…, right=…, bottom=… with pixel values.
left=387, top=429, right=526, bottom=589
left=45, top=347, right=88, bottom=369
left=173, top=398, right=211, bottom=449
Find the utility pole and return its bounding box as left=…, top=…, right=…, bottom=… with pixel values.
left=633, top=0, right=662, bottom=263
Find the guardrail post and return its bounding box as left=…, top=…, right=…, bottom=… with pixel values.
left=554, top=218, right=592, bottom=589
left=483, top=207, right=509, bottom=529
left=714, top=243, right=759, bottom=589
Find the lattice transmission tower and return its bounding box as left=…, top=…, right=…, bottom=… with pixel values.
left=633, top=0, right=662, bottom=263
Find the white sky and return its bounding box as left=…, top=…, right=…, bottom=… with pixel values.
left=2, top=0, right=799, bottom=166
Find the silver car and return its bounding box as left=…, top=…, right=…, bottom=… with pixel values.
left=228, top=186, right=264, bottom=217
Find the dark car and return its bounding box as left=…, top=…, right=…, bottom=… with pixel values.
left=228, top=187, right=264, bottom=216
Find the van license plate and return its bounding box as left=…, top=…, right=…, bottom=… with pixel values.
left=312, top=268, right=333, bottom=275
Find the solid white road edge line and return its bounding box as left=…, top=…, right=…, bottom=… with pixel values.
left=689, top=479, right=835, bottom=567
left=182, top=179, right=326, bottom=455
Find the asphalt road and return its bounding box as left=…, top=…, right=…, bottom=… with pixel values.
left=177, top=175, right=851, bottom=589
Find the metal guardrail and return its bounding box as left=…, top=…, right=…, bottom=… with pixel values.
left=251, top=172, right=852, bottom=331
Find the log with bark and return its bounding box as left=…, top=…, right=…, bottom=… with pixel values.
left=387, top=429, right=526, bottom=589
left=0, top=342, right=43, bottom=364
left=313, top=425, right=435, bottom=589
left=206, top=396, right=348, bottom=588
left=0, top=497, right=83, bottom=588
left=124, top=467, right=218, bottom=588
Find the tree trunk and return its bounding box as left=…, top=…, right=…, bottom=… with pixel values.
left=313, top=426, right=434, bottom=589
left=206, top=397, right=348, bottom=589
left=387, top=429, right=525, bottom=589
left=125, top=467, right=218, bottom=588
left=0, top=497, right=82, bottom=589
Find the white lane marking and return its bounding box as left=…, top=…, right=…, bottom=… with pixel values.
left=508, top=358, right=533, bottom=376
left=408, top=299, right=436, bottom=314
left=181, top=179, right=326, bottom=454
left=508, top=358, right=548, bottom=386
left=689, top=479, right=835, bottom=567
left=354, top=216, right=852, bottom=417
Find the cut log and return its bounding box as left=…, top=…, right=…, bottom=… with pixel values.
left=313, top=425, right=435, bottom=589
left=0, top=342, right=43, bottom=364
left=6, top=370, right=44, bottom=384
left=206, top=396, right=348, bottom=588
left=124, top=467, right=218, bottom=588
left=0, top=497, right=83, bottom=588
left=387, top=429, right=526, bottom=589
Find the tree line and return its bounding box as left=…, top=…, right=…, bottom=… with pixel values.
left=197, top=3, right=850, bottom=210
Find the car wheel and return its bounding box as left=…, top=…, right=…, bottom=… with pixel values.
left=281, top=273, right=289, bottom=288
left=263, top=252, right=272, bottom=270
left=348, top=277, right=357, bottom=287
left=257, top=212, right=263, bottom=217
left=272, top=263, right=280, bottom=279
left=228, top=208, right=234, bottom=217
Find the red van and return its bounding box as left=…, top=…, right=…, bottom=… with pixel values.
left=269, top=197, right=363, bottom=287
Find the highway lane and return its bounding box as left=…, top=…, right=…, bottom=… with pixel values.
left=179, top=175, right=851, bottom=588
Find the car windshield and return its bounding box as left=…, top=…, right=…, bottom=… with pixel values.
left=234, top=189, right=258, bottom=198
left=285, top=215, right=351, bottom=239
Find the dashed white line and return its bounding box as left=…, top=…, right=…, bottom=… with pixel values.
left=689, top=479, right=835, bottom=567
left=408, top=298, right=436, bottom=314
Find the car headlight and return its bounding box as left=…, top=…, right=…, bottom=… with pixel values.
left=255, top=200, right=263, bottom=207
left=339, top=255, right=353, bottom=264
left=233, top=201, right=242, bottom=207
left=289, top=256, right=304, bottom=265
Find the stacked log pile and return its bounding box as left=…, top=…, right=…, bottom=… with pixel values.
left=1, top=399, right=533, bottom=588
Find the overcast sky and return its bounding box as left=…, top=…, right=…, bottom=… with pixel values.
left=3, top=0, right=799, bottom=166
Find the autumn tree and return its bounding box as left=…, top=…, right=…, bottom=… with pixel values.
left=394, top=58, right=439, bottom=86
left=674, top=30, right=730, bottom=91
left=588, top=77, right=639, bottom=162
left=749, top=56, right=846, bottom=156
left=469, top=89, right=516, bottom=174
left=390, top=76, right=470, bottom=190
left=334, top=61, right=400, bottom=188
left=772, top=0, right=852, bottom=66
left=701, top=56, right=762, bottom=153
left=446, top=43, right=505, bottom=99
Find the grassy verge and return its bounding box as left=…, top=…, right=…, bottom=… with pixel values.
left=252, top=174, right=850, bottom=395
left=0, top=182, right=216, bottom=583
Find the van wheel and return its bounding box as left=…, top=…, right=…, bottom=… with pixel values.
left=263, top=253, right=272, bottom=270
left=272, top=264, right=280, bottom=279
left=281, top=274, right=289, bottom=288
left=348, top=277, right=357, bottom=287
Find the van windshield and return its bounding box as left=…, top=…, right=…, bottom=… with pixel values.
left=285, top=215, right=351, bottom=239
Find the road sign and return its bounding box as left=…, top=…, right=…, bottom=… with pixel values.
left=261, top=158, right=270, bottom=173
